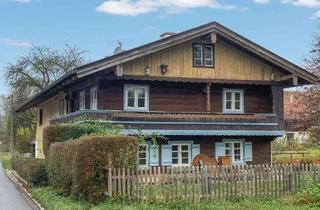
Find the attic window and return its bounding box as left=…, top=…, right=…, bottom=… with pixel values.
left=193, top=44, right=214, bottom=68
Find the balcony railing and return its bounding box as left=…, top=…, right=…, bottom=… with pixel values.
left=49, top=110, right=282, bottom=134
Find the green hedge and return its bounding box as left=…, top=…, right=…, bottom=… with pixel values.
left=12, top=157, right=48, bottom=186
left=43, top=121, right=123, bottom=158
left=47, top=141, right=75, bottom=195
left=48, top=135, right=138, bottom=203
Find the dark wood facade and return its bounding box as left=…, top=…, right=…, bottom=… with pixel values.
left=70, top=79, right=276, bottom=114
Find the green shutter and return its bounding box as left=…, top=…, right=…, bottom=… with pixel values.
left=244, top=142, right=253, bottom=162
left=192, top=144, right=200, bottom=161
left=161, top=145, right=172, bottom=166
left=149, top=145, right=159, bottom=166
left=215, top=142, right=225, bottom=159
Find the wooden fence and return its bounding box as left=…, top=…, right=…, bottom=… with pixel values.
left=107, top=164, right=320, bottom=203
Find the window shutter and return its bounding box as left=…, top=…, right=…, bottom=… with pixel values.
left=244, top=142, right=253, bottom=162
left=149, top=145, right=159, bottom=166
left=215, top=142, right=225, bottom=159
left=192, top=144, right=200, bottom=161
left=161, top=145, right=172, bottom=166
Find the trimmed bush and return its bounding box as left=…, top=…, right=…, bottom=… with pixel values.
left=47, top=135, right=138, bottom=203
left=12, top=157, right=48, bottom=186
left=43, top=121, right=123, bottom=157
left=47, top=141, right=75, bottom=195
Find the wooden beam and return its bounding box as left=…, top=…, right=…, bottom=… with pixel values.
left=274, top=74, right=299, bottom=86
left=211, top=32, right=217, bottom=43
left=206, top=83, right=211, bottom=112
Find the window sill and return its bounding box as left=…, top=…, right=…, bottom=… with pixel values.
left=123, top=108, right=149, bottom=112
left=223, top=111, right=245, bottom=115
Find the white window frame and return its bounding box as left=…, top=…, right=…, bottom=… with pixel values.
left=171, top=144, right=191, bottom=166
left=223, top=89, right=244, bottom=114
left=204, top=45, right=213, bottom=67
left=90, top=87, right=97, bottom=110
left=193, top=44, right=203, bottom=67
left=79, top=90, right=86, bottom=110
left=124, top=84, right=149, bottom=112
left=224, top=140, right=244, bottom=164
left=138, top=144, right=149, bottom=166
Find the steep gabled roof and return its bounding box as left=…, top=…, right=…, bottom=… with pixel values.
left=75, top=21, right=318, bottom=83
left=15, top=21, right=318, bottom=112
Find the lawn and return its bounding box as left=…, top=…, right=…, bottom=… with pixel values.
left=30, top=187, right=318, bottom=210
left=0, top=152, right=12, bottom=169
left=273, top=148, right=320, bottom=164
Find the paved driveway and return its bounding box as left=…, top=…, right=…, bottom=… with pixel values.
left=0, top=163, right=33, bottom=210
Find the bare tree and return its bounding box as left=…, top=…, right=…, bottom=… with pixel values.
left=6, top=44, right=86, bottom=94
left=3, top=44, right=86, bottom=152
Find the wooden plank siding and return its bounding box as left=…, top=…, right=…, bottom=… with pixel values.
left=164, top=136, right=273, bottom=165
left=122, top=37, right=284, bottom=81
left=98, top=80, right=274, bottom=114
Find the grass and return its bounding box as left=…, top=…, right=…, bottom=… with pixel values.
left=273, top=148, right=320, bottom=164
left=0, top=152, right=12, bottom=169
left=30, top=187, right=319, bottom=210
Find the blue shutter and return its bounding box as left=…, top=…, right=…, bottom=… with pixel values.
left=161, top=145, right=172, bottom=166
left=215, top=142, right=225, bottom=159
left=149, top=145, right=159, bottom=166
left=244, top=142, right=253, bottom=162
left=192, top=144, right=200, bottom=161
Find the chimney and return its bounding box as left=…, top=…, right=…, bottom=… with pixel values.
left=160, top=32, right=176, bottom=39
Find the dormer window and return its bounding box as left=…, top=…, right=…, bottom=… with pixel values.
left=193, top=44, right=214, bottom=67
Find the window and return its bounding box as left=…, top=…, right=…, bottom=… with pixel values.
left=223, top=89, right=244, bottom=114
left=193, top=44, right=214, bottom=67
left=172, top=144, right=190, bottom=166
left=225, top=141, right=243, bottom=164
left=59, top=99, right=64, bottom=116
left=90, top=87, right=97, bottom=110
left=79, top=91, right=86, bottom=110
left=138, top=144, right=149, bottom=166
left=124, top=85, right=149, bottom=111
left=38, top=109, right=43, bottom=126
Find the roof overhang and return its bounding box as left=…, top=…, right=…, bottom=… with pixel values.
left=123, top=129, right=285, bottom=137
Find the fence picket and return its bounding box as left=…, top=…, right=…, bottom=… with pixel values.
left=106, top=163, right=316, bottom=203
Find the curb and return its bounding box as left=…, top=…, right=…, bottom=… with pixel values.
left=4, top=169, right=45, bottom=210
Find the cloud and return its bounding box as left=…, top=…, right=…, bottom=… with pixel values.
left=311, top=9, right=320, bottom=18
left=96, top=0, right=245, bottom=16
left=281, top=0, right=320, bottom=8
left=253, top=0, right=271, bottom=3
left=0, top=38, right=32, bottom=47
left=12, top=0, right=32, bottom=3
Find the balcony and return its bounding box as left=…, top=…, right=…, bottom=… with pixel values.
left=49, top=110, right=284, bottom=137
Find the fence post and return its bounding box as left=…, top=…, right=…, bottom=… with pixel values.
left=288, top=164, right=292, bottom=193
left=107, top=153, right=113, bottom=197
left=108, top=167, right=112, bottom=197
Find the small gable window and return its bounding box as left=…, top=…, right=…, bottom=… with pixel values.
left=193, top=44, right=214, bottom=67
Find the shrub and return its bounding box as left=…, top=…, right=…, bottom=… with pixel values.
left=12, top=157, right=48, bottom=186
left=47, top=135, right=138, bottom=203
left=43, top=121, right=123, bottom=157
left=294, top=183, right=320, bottom=206
left=16, top=127, right=34, bottom=153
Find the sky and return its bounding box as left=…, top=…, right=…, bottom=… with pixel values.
left=0, top=0, right=320, bottom=95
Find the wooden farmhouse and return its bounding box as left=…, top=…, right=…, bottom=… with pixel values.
left=15, top=22, right=318, bottom=166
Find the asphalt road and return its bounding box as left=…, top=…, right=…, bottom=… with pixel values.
left=0, top=163, right=33, bottom=210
